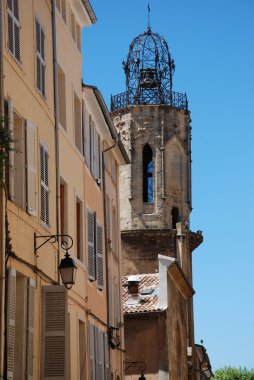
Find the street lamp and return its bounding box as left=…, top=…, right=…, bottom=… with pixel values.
left=124, top=361, right=147, bottom=380
left=34, top=233, right=76, bottom=289
left=59, top=251, right=77, bottom=289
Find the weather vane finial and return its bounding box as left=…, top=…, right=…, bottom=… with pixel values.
left=147, top=2, right=151, bottom=30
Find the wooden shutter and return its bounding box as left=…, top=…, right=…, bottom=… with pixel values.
left=94, top=328, right=99, bottom=380
left=40, top=143, right=49, bottom=226
left=89, top=118, right=94, bottom=173
left=36, top=18, right=45, bottom=97
left=7, top=0, right=21, bottom=62
left=96, top=222, right=104, bottom=290
left=8, top=98, right=14, bottom=201
left=104, top=333, right=110, bottom=380
left=26, top=120, right=37, bottom=216
left=87, top=210, right=95, bottom=280
left=98, top=329, right=104, bottom=380
left=89, top=321, right=95, bottom=380
left=26, top=278, right=35, bottom=380
left=7, top=268, right=16, bottom=380
left=41, top=285, right=68, bottom=380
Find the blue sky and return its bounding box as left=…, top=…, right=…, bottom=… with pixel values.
left=82, top=0, right=254, bottom=371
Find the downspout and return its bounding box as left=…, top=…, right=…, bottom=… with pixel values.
left=52, top=0, right=61, bottom=283
left=161, top=120, right=166, bottom=199
left=0, top=0, right=6, bottom=377
left=102, top=138, right=118, bottom=372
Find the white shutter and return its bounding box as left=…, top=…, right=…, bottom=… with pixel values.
left=26, top=278, right=35, bottom=380
left=40, top=143, right=49, bottom=226
left=41, top=285, right=68, bottom=380
left=98, top=330, right=104, bottom=380
left=106, top=195, right=111, bottom=244
left=94, top=328, right=99, bottom=380
left=26, top=120, right=37, bottom=216
left=7, top=0, right=21, bottom=62
left=87, top=210, right=95, bottom=280
left=96, top=223, right=104, bottom=290
left=8, top=99, right=14, bottom=201
left=7, top=268, right=16, bottom=380
left=104, top=333, right=110, bottom=380
left=89, top=322, right=95, bottom=380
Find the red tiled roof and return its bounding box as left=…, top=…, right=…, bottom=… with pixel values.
left=122, top=274, right=164, bottom=314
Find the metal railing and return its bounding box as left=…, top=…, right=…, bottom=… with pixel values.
left=110, top=90, right=188, bottom=112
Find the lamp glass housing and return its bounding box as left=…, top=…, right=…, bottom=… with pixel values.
left=59, top=252, right=77, bottom=289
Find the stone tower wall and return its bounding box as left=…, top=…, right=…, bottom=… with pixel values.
left=112, top=105, right=191, bottom=232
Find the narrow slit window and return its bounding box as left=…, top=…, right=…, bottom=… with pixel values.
left=171, top=207, right=179, bottom=229
left=143, top=144, right=153, bottom=203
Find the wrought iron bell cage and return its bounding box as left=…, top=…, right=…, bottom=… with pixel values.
left=124, top=26, right=175, bottom=106
left=110, top=26, right=188, bottom=111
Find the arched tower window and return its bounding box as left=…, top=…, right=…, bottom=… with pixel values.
left=143, top=144, right=153, bottom=203
left=171, top=207, right=179, bottom=229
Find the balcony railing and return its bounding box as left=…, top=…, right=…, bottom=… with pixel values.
left=110, top=90, right=188, bottom=112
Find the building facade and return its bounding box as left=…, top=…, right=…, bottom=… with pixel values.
left=0, top=1, right=128, bottom=379
left=111, top=25, right=209, bottom=379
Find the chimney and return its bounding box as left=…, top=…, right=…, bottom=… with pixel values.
left=127, top=275, right=140, bottom=304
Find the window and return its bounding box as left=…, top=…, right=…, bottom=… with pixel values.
left=85, top=114, right=101, bottom=182
left=89, top=322, right=109, bottom=380
left=76, top=196, right=83, bottom=261
left=171, top=207, right=179, bottom=229
left=74, top=92, right=82, bottom=153
left=106, top=195, right=111, bottom=244
left=58, top=65, right=66, bottom=130
left=111, top=158, right=116, bottom=182
left=40, top=143, right=49, bottom=227
left=56, top=0, right=66, bottom=23
left=36, top=18, right=45, bottom=97
left=143, top=143, right=153, bottom=203
left=7, top=100, right=26, bottom=209
left=7, top=0, right=21, bottom=62
left=70, top=10, right=76, bottom=41
left=6, top=269, right=35, bottom=379
left=87, top=209, right=104, bottom=289
left=79, top=320, right=86, bottom=380
left=76, top=22, right=81, bottom=51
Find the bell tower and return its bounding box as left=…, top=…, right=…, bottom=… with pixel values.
left=111, top=26, right=202, bottom=276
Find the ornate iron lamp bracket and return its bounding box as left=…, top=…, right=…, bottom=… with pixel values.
left=34, top=233, right=73, bottom=255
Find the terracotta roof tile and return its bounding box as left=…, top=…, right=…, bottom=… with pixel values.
left=122, top=274, right=165, bottom=314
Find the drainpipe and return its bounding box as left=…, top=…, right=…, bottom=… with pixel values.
left=51, top=0, right=61, bottom=283
left=102, top=138, right=118, bottom=372
left=161, top=120, right=166, bottom=199
left=0, top=0, right=6, bottom=377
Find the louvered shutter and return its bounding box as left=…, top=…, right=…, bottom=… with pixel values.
left=94, top=328, right=99, bottom=380
left=106, top=195, right=110, bottom=243
left=7, top=268, right=16, bottom=380
left=42, top=285, right=68, bottom=380
left=96, top=222, right=104, bottom=290
left=87, top=210, right=95, bottom=280
left=98, top=329, right=104, bottom=380
left=7, top=0, right=21, bottom=62
left=26, top=278, right=35, bottom=380
left=26, top=120, right=37, bottom=216
left=89, top=322, right=95, bottom=380
left=104, top=333, right=110, bottom=380
left=89, top=119, right=94, bottom=174
left=36, top=18, right=45, bottom=97
left=8, top=99, right=14, bottom=201
left=40, top=143, right=49, bottom=226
